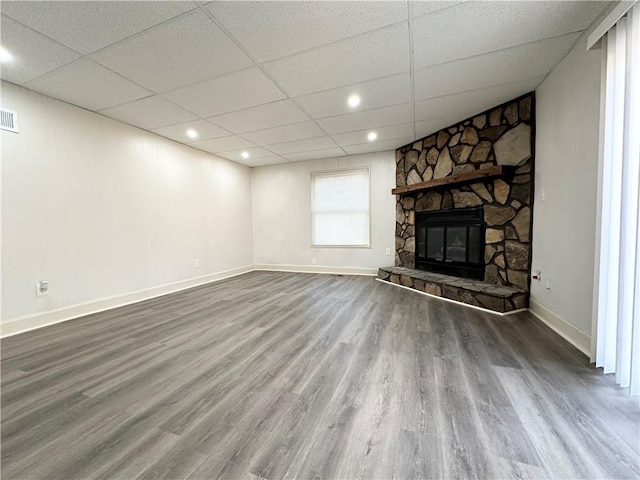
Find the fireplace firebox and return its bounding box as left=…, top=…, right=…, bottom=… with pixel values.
left=415, top=206, right=485, bottom=280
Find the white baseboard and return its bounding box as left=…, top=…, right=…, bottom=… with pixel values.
left=375, top=278, right=527, bottom=317
left=0, top=265, right=255, bottom=338
left=15, top=265, right=553, bottom=338
left=254, top=263, right=378, bottom=276
left=528, top=298, right=591, bottom=357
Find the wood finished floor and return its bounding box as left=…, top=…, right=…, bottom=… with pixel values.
left=1, top=271, right=639, bottom=480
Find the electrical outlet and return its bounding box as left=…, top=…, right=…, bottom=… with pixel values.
left=311, top=258, right=317, bottom=265
left=36, top=280, right=49, bottom=296
left=194, top=259, right=200, bottom=268
left=385, top=248, right=391, bottom=256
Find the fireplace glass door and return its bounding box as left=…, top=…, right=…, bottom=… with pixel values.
left=416, top=206, right=485, bottom=280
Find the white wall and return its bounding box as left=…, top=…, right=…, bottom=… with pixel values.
left=251, top=152, right=396, bottom=273
left=1, top=82, right=253, bottom=331
left=531, top=35, right=602, bottom=354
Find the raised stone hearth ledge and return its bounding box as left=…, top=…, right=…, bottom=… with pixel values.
left=378, top=266, right=527, bottom=313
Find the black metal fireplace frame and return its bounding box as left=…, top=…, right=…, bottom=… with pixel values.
left=415, top=206, right=485, bottom=280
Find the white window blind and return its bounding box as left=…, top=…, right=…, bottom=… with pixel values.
left=594, top=3, right=640, bottom=394
left=311, top=168, right=370, bottom=247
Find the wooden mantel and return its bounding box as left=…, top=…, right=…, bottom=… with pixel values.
left=391, top=165, right=514, bottom=196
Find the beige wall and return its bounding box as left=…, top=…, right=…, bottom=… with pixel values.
left=251, top=151, right=396, bottom=272
left=531, top=34, right=602, bottom=353
left=1, top=82, right=253, bottom=327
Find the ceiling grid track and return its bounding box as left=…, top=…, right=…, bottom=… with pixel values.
left=1, top=6, right=225, bottom=133
left=407, top=0, right=417, bottom=141
left=196, top=3, right=350, bottom=160
left=4, top=6, right=200, bottom=86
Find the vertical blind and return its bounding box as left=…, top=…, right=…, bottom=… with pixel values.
left=311, top=168, right=370, bottom=247
left=595, top=3, right=640, bottom=394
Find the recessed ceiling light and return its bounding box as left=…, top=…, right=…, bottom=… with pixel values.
left=347, top=94, right=361, bottom=108
left=367, top=131, right=378, bottom=141
left=0, top=47, right=13, bottom=63
left=186, top=129, right=198, bottom=139
left=241, top=151, right=250, bottom=159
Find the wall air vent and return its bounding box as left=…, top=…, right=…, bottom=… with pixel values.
left=1, top=108, right=19, bottom=133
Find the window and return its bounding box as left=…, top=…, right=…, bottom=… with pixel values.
left=311, top=168, right=370, bottom=247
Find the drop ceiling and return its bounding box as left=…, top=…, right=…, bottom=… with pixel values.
left=0, top=1, right=608, bottom=167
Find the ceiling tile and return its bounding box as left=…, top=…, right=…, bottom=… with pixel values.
left=332, top=123, right=415, bottom=147
left=99, top=95, right=197, bottom=129
left=215, top=147, right=275, bottom=163
left=237, top=155, right=290, bottom=168
left=318, top=103, right=413, bottom=134
left=1, top=1, right=195, bottom=54
left=188, top=135, right=254, bottom=154
left=415, top=77, right=543, bottom=122
left=295, top=73, right=411, bottom=119
left=163, top=67, right=286, bottom=117
left=264, top=23, right=410, bottom=97
left=242, top=121, right=325, bottom=146
left=91, top=11, right=252, bottom=93
left=150, top=119, right=230, bottom=143
left=284, top=147, right=347, bottom=162
left=207, top=99, right=309, bottom=134
left=343, top=137, right=414, bottom=155
left=267, top=136, right=338, bottom=155
left=414, top=33, right=580, bottom=101
left=207, top=1, right=407, bottom=62
left=0, top=15, right=81, bottom=84
left=415, top=117, right=460, bottom=139
left=24, top=59, right=152, bottom=111
left=412, top=1, right=608, bottom=69
left=410, top=1, right=466, bottom=18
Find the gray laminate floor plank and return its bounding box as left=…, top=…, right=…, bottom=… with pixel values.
left=1, top=271, right=638, bottom=479
left=450, top=309, right=541, bottom=467
left=433, top=354, right=499, bottom=479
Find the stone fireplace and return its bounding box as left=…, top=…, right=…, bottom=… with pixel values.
left=378, top=92, right=534, bottom=313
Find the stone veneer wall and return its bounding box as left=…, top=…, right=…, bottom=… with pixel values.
left=395, top=93, right=535, bottom=292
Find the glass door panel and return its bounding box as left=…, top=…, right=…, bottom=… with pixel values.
left=446, top=226, right=467, bottom=263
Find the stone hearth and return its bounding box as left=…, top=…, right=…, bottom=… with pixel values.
left=378, top=266, right=526, bottom=313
